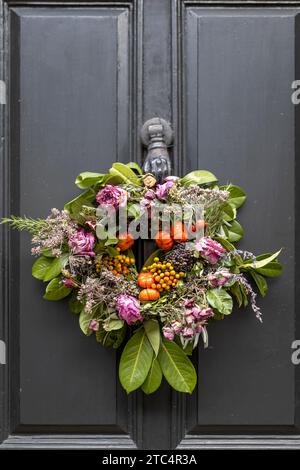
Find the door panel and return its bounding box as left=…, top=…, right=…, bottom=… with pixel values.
left=2, top=3, right=136, bottom=447
left=178, top=4, right=298, bottom=445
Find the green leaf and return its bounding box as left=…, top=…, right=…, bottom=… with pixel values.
left=125, top=162, right=143, bottom=175
left=158, top=339, right=197, bottom=393
left=255, top=262, right=283, bottom=278
left=222, top=203, right=236, bottom=222
left=207, top=288, right=233, bottom=315
left=142, top=249, right=164, bottom=268
left=214, top=236, right=235, bottom=252
left=109, top=162, right=141, bottom=186
left=104, top=237, right=119, bottom=246
left=68, top=292, right=84, bottom=314
left=107, top=246, right=120, bottom=257
left=75, top=172, right=108, bottom=189
left=180, top=170, right=217, bottom=186
left=175, top=337, right=193, bottom=355
left=141, top=357, right=163, bottom=394
left=126, top=248, right=135, bottom=261
left=221, top=184, right=246, bottom=209
left=43, top=254, right=69, bottom=282
left=144, top=319, right=161, bottom=356
left=230, top=282, right=243, bottom=307
left=64, top=189, right=95, bottom=216
left=249, top=270, right=268, bottom=297
left=43, top=277, right=71, bottom=301
left=79, top=310, right=93, bottom=336
left=104, top=318, right=124, bottom=332
left=241, top=249, right=282, bottom=270
left=41, top=248, right=55, bottom=258
left=32, top=256, right=53, bottom=280
left=119, top=329, right=153, bottom=393
left=96, top=324, right=126, bottom=348
left=227, top=220, right=244, bottom=242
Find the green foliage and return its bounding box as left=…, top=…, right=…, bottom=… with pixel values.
left=119, top=328, right=153, bottom=393
left=255, top=262, right=283, bottom=278
left=222, top=203, right=236, bottom=222
left=68, top=292, right=84, bottom=314
left=32, top=256, right=53, bottom=281
left=249, top=270, right=268, bottom=297
left=214, top=236, right=236, bottom=252
left=141, top=357, right=163, bottom=394
left=103, top=317, right=124, bottom=332
left=96, top=325, right=126, bottom=349
left=241, top=250, right=282, bottom=274
left=221, top=184, right=246, bottom=209
left=174, top=337, right=193, bottom=355
left=75, top=172, right=109, bottom=189
left=142, top=249, right=164, bottom=268
left=79, top=310, right=94, bottom=336
left=125, top=162, right=143, bottom=175
left=230, top=282, right=248, bottom=308
left=64, top=189, right=95, bottom=216
left=226, top=220, right=244, bottom=242
left=207, top=288, right=233, bottom=315
left=109, top=162, right=141, bottom=186
left=158, top=339, right=197, bottom=393
left=43, top=254, right=69, bottom=282
left=41, top=248, right=55, bottom=258
left=144, top=319, right=161, bottom=356
left=43, top=277, right=71, bottom=301
left=180, top=170, right=217, bottom=186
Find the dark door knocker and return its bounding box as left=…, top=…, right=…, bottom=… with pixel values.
left=141, top=117, right=173, bottom=183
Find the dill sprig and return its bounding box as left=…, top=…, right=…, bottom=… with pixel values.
left=0, top=216, right=47, bottom=235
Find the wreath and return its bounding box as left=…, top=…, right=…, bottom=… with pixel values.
left=2, top=162, right=282, bottom=394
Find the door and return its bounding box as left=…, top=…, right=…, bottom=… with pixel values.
left=0, top=0, right=299, bottom=450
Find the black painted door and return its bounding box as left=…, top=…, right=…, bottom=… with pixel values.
left=0, top=0, right=299, bottom=450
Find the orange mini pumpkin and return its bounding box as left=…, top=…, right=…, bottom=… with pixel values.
left=139, top=288, right=160, bottom=302
left=138, top=272, right=154, bottom=288
left=117, top=232, right=134, bottom=251
left=171, top=221, right=188, bottom=243
left=155, top=231, right=174, bottom=251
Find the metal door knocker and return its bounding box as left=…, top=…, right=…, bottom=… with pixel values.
left=141, top=117, right=173, bottom=183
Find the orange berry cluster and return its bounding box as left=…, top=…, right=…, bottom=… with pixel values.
left=97, top=254, right=135, bottom=277
left=142, top=257, right=185, bottom=293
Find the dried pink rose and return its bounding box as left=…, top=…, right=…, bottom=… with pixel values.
left=96, top=185, right=127, bottom=208
left=195, top=324, right=203, bottom=334
left=171, top=320, right=183, bottom=334
left=140, top=189, right=156, bottom=210
left=68, top=228, right=96, bottom=257
left=116, top=294, right=142, bottom=325
left=155, top=180, right=175, bottom=199
left=190, top=306, right=202, bottom=319
left=182, top=327, right=194, bottom=338
left=183, top=299, right=195, bottom=309
left=89, top=319, right=100, bottom=331
left=195, top=237, right=226, bottom=264
left=207, top=270, right=232, bottom=288
left=185, top=314, right=195, bottom=325
left=198, top=307, right=214, bottom=320
left=164, top=176, right=179, bottom=183
left=162, top=326, right=175, bottom=341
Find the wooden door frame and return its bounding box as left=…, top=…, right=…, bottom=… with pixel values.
left=0, top=0, right=299, bottom=450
